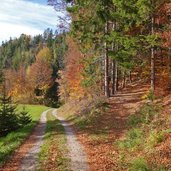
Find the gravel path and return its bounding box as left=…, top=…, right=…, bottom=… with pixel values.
left=19, top=109, right=51, bottom=171
left=52, top=109, right=89, bottom=171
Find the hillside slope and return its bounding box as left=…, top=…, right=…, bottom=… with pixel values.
left=57, top=84, right=171, bottom=170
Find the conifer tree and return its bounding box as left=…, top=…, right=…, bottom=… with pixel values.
left=18, top=106, right=31, bottom=126
left=50, top=0, right=171, bottom=98
left=135, top=0, right=169, bottom=92
left=0, top=83, right=19, bottom=136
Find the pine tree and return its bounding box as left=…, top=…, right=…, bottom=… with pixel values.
left=0, top=84, right=19, bottom=136
left=18, top=106, right=31, bottom=126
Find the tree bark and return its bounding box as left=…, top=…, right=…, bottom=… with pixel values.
left=111, top=22, right=115, bottom=95
left=123, top=70, right=126, bottom=88
left=129, top=71, right=132, bottom=83
left=114, top=60, right=118, bottom=92
left=111, top=60, right=115, bottom=95
left=151, top=13, right=155, bottom=92
left=104, top=22, right=110, bottom=97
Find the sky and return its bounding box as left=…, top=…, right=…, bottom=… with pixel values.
left=0, top=0, right=60, bottom=43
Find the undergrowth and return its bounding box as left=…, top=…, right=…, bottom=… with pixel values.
left=130, top=157, right=150, bottom=171
left=116, top=103, right=170, bottom=171
left=59, top=96, right=108, bottom=131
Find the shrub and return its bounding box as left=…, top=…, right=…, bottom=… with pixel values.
left=147, top=130, right=165, bottom=147
left=128, top=104, right=160, bottom=127
left=117, top=129, right=143, bottom=150
left=147, top=90, right=155, bottom=101
left=130, top=158, right=149, bottom=171
left=142, top=90, right=155, bottom=101
left=128, top=113, right=144, bottom=127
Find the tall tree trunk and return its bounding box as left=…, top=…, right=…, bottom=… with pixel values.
left=129, top=71, right=132, bottom=83
left=123, top=70, right=126, bottom=88
left=101, top=55, right=105, bottom=92
left=111, top=22, right=116, bottom=95
left=111, top=19, right=119, bottom=95
left=111, top=60, right=115, bottom=95
left=151, top=13, right=155, bottom=92
left=114, top=60, right=118, bottom=92
left=104, top=22, right=110, bottom=97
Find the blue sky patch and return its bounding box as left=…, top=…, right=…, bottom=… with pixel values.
left=0, top=0, right=60, bottom=43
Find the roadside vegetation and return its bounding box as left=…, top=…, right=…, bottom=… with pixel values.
left=57, top=96, right=107, bottom=131
left=116, top=98, right=171, bottom=171
left=117, top=104, right=161, bottom=170
left=0, top=105, right=49, bottom=166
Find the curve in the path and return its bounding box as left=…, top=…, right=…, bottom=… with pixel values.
left=19, top=109, right=51, bottom=171
left=52, top=109, right=89, bottom=171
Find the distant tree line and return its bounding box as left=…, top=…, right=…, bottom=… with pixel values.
left=0, top=28, right=67, bottom=106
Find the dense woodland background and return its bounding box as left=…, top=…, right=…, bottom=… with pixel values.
left=0, top=0, right=171, bottom=105
left=48, top=0, right=171, bottom=101
left=0, top=29, right=67, bottom=106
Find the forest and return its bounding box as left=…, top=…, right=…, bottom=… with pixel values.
left=0, top=29, right=67, bottom=106
left=0, top=0, right=171, bottom=171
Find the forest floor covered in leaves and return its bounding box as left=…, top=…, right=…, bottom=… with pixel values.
left=58, top=83, right=171, bottom=171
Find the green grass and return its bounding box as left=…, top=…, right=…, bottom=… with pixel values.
left=117, top=128, right=143, bottom=150
left=17, top=104, right=49, bottom=121
left=0, top=104, right=49, bottom=166
left=38, top=111, right=69, bottom=171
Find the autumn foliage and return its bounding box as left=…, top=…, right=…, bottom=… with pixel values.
left=5, top=47, right=53, bottom=103
left=5, top=66, right=33, bottom=102
left=58, top=37, right=86, bottom=101
left=155, top=3, right=171, bottom=90
left=29, top=51, right=52, bottom=94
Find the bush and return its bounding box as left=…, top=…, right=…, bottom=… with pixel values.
left=147, top=130, right=165, bottom=147
left=128, top=104, right=160, bottom=127
left=128, top=113, right=144, bottom=127
left=142, top=90, right=155, bottom=101
left=130, top=158, right=149, bottom=171
left=117, top=129, right=143, bottom=150
left=147, top=90, right=155, bottom=101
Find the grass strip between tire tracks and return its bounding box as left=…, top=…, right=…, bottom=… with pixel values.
left=38, top=110, right=69, bottom=171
